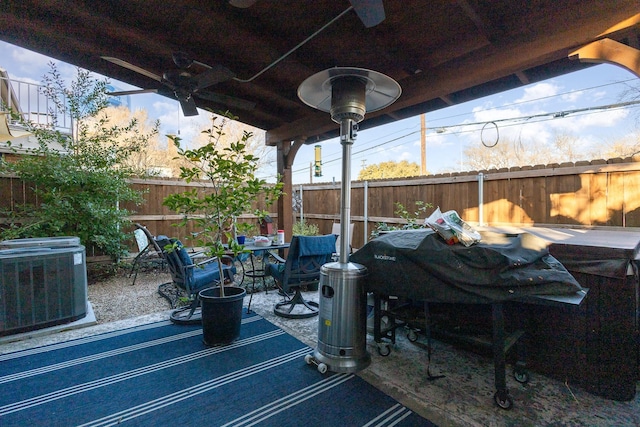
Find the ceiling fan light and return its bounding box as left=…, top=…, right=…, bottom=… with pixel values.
left=174, top=90, right=191, bottom=102
left=172, top=52, right=194, bottom=69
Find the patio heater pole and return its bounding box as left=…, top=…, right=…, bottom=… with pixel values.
left=339, top=117, right=356, bottom=263
left=298, top=68, right=401, bottom=374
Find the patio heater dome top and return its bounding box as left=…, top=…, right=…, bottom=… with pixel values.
left=297, top=67, right=401, bottom=124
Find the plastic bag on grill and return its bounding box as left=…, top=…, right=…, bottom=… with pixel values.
left=425, top=207, right=458, bottom=245
left=425, top=207, right=481, bottom=246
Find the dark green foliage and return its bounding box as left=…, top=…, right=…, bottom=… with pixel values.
left=0, top=64, right=156, bottom=259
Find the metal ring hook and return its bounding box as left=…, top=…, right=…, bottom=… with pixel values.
left=481, top=121, right=499, bottom=148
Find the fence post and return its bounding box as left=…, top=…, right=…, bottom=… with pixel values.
left=299, top=184, right=304, bottom=223
left=363, top=180, right=369, bottom=245
left=478, top=172, right=484, bottom=226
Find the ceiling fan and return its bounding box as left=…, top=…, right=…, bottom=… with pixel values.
left=229, top=0, right=386, bottom=28
left=102, top=52, right=255, bottom=116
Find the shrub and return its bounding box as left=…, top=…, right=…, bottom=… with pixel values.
left=293, top=221, right=319, bottom=236
left=0, top=64, right=155, bottom=259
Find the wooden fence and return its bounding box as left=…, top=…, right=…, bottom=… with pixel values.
left=298, top=158, right=640, bottom=248
left=3, top=157, right=640, bottom=252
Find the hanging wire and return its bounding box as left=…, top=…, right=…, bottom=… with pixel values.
left=480, top=121, right=499, bottom=147
left=291, top=98, right=640, bottom=177
left=232, top=6, right=354, bottom=83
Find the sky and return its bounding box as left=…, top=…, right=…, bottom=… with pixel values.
left=2, top=40, right=639, bottom=185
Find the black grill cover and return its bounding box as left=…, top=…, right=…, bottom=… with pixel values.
left=350, top=229, right=582, bottom=304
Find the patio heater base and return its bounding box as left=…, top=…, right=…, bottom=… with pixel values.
left=307, top=262, right=370, bottom=374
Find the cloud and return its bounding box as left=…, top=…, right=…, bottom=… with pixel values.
left=141, top=96, right=213, bottom=142
left=561, top=90, right=583, bottom=103
left=552, top=108, right=630, bottom=133
left=472, top=105, right=524, bottom=122
left=10, top=47, right=52, bottom=76
left=423, top=132, right=450, bottom=148
left=515, top=82, right=561, bottom=103
left=152, top=99, right=178, bottom=114
left=398, top=151, right=414, bottom=161
left=154, top=109, right=211, bottom=146
left=591, top=90, right=608, bottom=101
left=8, top=45, right=80, bottom=84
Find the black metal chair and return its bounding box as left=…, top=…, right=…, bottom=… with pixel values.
left=267, top=234, right=337, bottom=319
left=155, top=235, right=236, bottom=324
left=129, top=223, right=166, bottom=285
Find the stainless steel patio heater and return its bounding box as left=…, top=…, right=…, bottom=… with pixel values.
left=298, top=67, right=401, bottom=373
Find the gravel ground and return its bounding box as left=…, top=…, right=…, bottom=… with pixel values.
left=87, top=268, right=174, bottom=324
left=87, top=261, right=276, bottom=324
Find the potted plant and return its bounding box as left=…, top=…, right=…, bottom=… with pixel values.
left=234, top=220, right=255, bottom=245
left=371, top=201, right=433, bottom=238
left=163, top=110, right=283, bottom=345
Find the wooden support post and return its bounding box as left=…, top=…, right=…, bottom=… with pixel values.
left=276, top=138, right=306, bottom=242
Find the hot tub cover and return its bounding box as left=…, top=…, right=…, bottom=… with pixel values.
left=350, top=229, right=582, bottom=303
left=522, top=227, right=640, bottom=280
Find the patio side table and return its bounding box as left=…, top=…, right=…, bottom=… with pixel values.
left=243, top=242, right=290, bottom=312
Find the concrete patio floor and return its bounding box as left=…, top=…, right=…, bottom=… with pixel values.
left=2, top=289, right=639, bottom=426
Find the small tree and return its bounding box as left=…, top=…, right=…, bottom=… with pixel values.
left=358, top=160, right=421, bottom=180
left=0, top=63, right=156, bottom=259
left=163, top=111, right=283, bottom=297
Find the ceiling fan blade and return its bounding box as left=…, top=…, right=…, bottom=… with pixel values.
left=194, top=64, right=236, bottom=91
left=196, top=91, right=256, bottom=111
left=180, top=97, right=199, bottom=116
left=106, top=88, right=159, bottom=96
left=101, top=57, right=163, bottom=82
left=228, top=0, right=257, bottom=8
left=349, top=0, right=385, bottom=28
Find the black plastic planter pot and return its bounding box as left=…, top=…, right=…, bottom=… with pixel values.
left=199, top=286, right=246, bottom=346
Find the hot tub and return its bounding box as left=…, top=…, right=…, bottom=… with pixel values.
left=0, top=237, right=87, bottom=336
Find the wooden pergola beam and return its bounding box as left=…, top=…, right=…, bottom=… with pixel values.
left=569, top=38, right=640, bottom=78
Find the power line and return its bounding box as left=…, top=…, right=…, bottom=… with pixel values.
left=293, top=78, right=636, bottom=173
left=438, top=99, right=640, bottom=132
left=426, top=77, right=639, bottom=127
left=335, top=77, right=638, bottom=157
left=292, top=99, right=640, bottom=177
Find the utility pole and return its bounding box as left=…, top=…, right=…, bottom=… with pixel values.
left=420, top=113, right=427, bottom=175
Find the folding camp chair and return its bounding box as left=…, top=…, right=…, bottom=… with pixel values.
left=129, top=223, right=166, bottom=285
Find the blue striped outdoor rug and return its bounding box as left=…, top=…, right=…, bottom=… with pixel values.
left=0, top=311, right=435, bottom=427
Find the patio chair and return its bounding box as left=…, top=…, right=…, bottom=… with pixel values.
left=331, top=222, right=354, bottom=260
left=155, top=235, right=236, bottom=325
left=129, top=223, right=166, bottom=285
left=267, top=234, right=337, bottom=319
